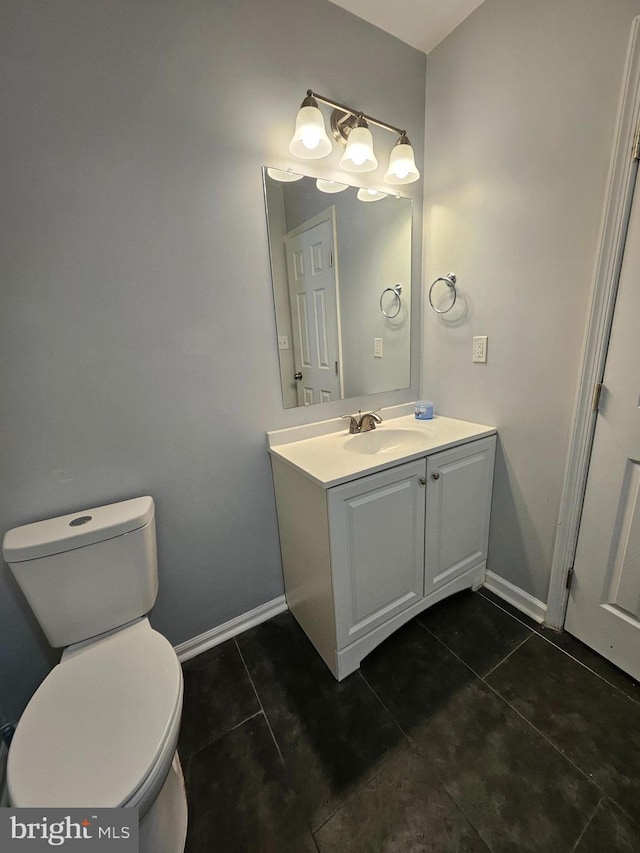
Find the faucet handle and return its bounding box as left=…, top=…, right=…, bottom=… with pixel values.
left=341, top=413, right=361, bottom=434
left=357, top=409, right=383, bottom=433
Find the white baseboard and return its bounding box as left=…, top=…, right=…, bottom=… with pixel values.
left=483, top=571, right=547, bottom=624
left=174, top=595, right=288, bottom=663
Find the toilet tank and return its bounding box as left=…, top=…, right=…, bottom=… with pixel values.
left=2, top=496, right=158, bottom=648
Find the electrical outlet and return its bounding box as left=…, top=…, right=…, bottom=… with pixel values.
left=473, top=336, right=488, bottom=363
left=278, top=335, right=289, bottom=350
left=374, top=337, right=383, bottom=358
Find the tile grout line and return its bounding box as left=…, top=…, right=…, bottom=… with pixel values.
left=416, top=621, right=607, bottom=798
left=356, top=670, right=490, bottom=850
left=358, top=669, right=412, bottom=744
left=233, top=638, right=284, bottom=764
left=478, top=589, right=640, bottom=707
left=310, top=671, right=413, bottom=837
left=414, top=617, right=485, bottom=681
left=185, top=708, right=264, bottom=763
left=526, top=628, right=640, bottom=708
left=233, top=638, right=321, bottom=852
left=482, top=678, right=604, bottom=794
left=309, top=747, right=404, bottom=838
left=569, top=797, right=604, bottom=853
left=482, top=633, right=534, bottom=680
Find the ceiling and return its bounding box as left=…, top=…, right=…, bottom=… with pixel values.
left=327, top=0, right=486, bottom=54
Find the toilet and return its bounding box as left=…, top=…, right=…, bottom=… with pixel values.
left=2, top=496, right=187, bottom=853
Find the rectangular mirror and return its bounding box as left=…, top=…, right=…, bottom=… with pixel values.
left=263, top=167, right=412, bottom=409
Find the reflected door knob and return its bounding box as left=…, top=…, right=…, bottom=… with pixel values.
left=294, top=372, right=303, bottom=381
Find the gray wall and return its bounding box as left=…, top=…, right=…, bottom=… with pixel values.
left=423, top=0, right=640, bottom=602
left=0, top=0, right=425, bottom=722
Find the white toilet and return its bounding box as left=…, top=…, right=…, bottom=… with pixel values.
left=2, top=496, right=187, bottom=853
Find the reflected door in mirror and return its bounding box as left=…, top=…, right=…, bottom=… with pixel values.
left=285, top=214, right=342, bottom=405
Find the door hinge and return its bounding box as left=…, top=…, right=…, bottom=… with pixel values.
left=592, top=382, right=603, bottom=413
left=329, top=251, right=333, bottom=268
left=633, top=126, right=640, bottom=161
left=565, top=567, right=575, bottom=591
left=335, top=360, right=339, bottom=376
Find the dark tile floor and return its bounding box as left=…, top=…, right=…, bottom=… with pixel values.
left=178, top=588, right=640, bottom=852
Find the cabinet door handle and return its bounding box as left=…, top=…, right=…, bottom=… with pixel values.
left=419, top=478, right=427, bottom=486
left=432, top=472, right=440, bottom=481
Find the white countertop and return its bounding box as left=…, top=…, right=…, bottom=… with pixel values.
left=267, top=409, right=496, bottom=488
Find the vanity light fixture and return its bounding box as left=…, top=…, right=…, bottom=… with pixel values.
left=383, top=133, right=420, bottom=184
left=266, top=167, right=304, bottom=182
left=288, top=92, right=333, bottom=159
left=316, top=179, right=349, bottom=193
left=356, top=188, right=389, bottom=203
left=339, top=116, right=377, bottom=173
left=289, top=89, right=420, bottom=184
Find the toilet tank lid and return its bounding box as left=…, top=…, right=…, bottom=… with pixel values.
left=2, top=496, right=154, bottom=563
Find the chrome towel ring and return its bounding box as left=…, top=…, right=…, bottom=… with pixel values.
left=380, top=284, right=402, bottom=318
left=429, top=273, right=457, bottom=314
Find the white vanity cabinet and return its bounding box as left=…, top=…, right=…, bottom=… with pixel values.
left=425, top=437, right=495, bottom=595
left=328, top=459, right=426, bottom=651
left=269, top=416, right=496, bottom=680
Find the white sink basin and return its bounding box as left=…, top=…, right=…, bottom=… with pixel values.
left=267, top=412, right=497, bottom=488
left=343, top=428, right=429, bottom=455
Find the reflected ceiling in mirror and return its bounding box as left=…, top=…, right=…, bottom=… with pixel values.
left=263, top=167, right=412, bottom=409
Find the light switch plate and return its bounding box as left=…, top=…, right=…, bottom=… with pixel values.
left=374, top=337, right=383, bottom=358
left=278, top=335, right=289, bottom=350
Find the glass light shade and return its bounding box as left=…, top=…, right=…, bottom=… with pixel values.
left=316, top=179, right=349, bottom=193
left=289, top=105, right=332, bottom=159
left=339, top=125, right=377, bottom=173
left=383, top=137, right=420, bottom=184
left=266, top=168, right=304, bottom=182
left=356, top=188, right=388, bottom=203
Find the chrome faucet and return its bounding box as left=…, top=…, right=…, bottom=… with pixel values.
left=341, top=409, right=383, bottom=434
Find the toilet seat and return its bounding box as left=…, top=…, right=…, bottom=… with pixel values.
left=8, top=619, right=182, bottom=810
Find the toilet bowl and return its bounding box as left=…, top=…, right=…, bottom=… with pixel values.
left=2, top=497, right=187, bottom=853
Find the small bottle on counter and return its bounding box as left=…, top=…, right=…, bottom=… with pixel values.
left=415, top=400, right=434, bottom=420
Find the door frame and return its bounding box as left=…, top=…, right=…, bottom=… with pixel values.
left=284, top=206, right=345, bottom=401
left=547, top=17, right=640, bottom=628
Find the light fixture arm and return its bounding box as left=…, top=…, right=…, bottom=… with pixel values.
left=305, top=90, right=406, bottom=138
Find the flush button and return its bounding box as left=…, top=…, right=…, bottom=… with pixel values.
left=69, top=515, right=92, bottom=527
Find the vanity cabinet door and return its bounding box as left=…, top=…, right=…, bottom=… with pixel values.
left=328, top=459, right=426, bottom=650
left=424, top=436, right=496, bottom=594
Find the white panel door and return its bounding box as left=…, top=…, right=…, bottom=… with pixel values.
left=565, top=185, right=640, bottom=680
left=285, top=216, right=341, bottom=405
left=328, top=460, right=426, bottom=649
left=425, top=437, right=496, bottom=595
